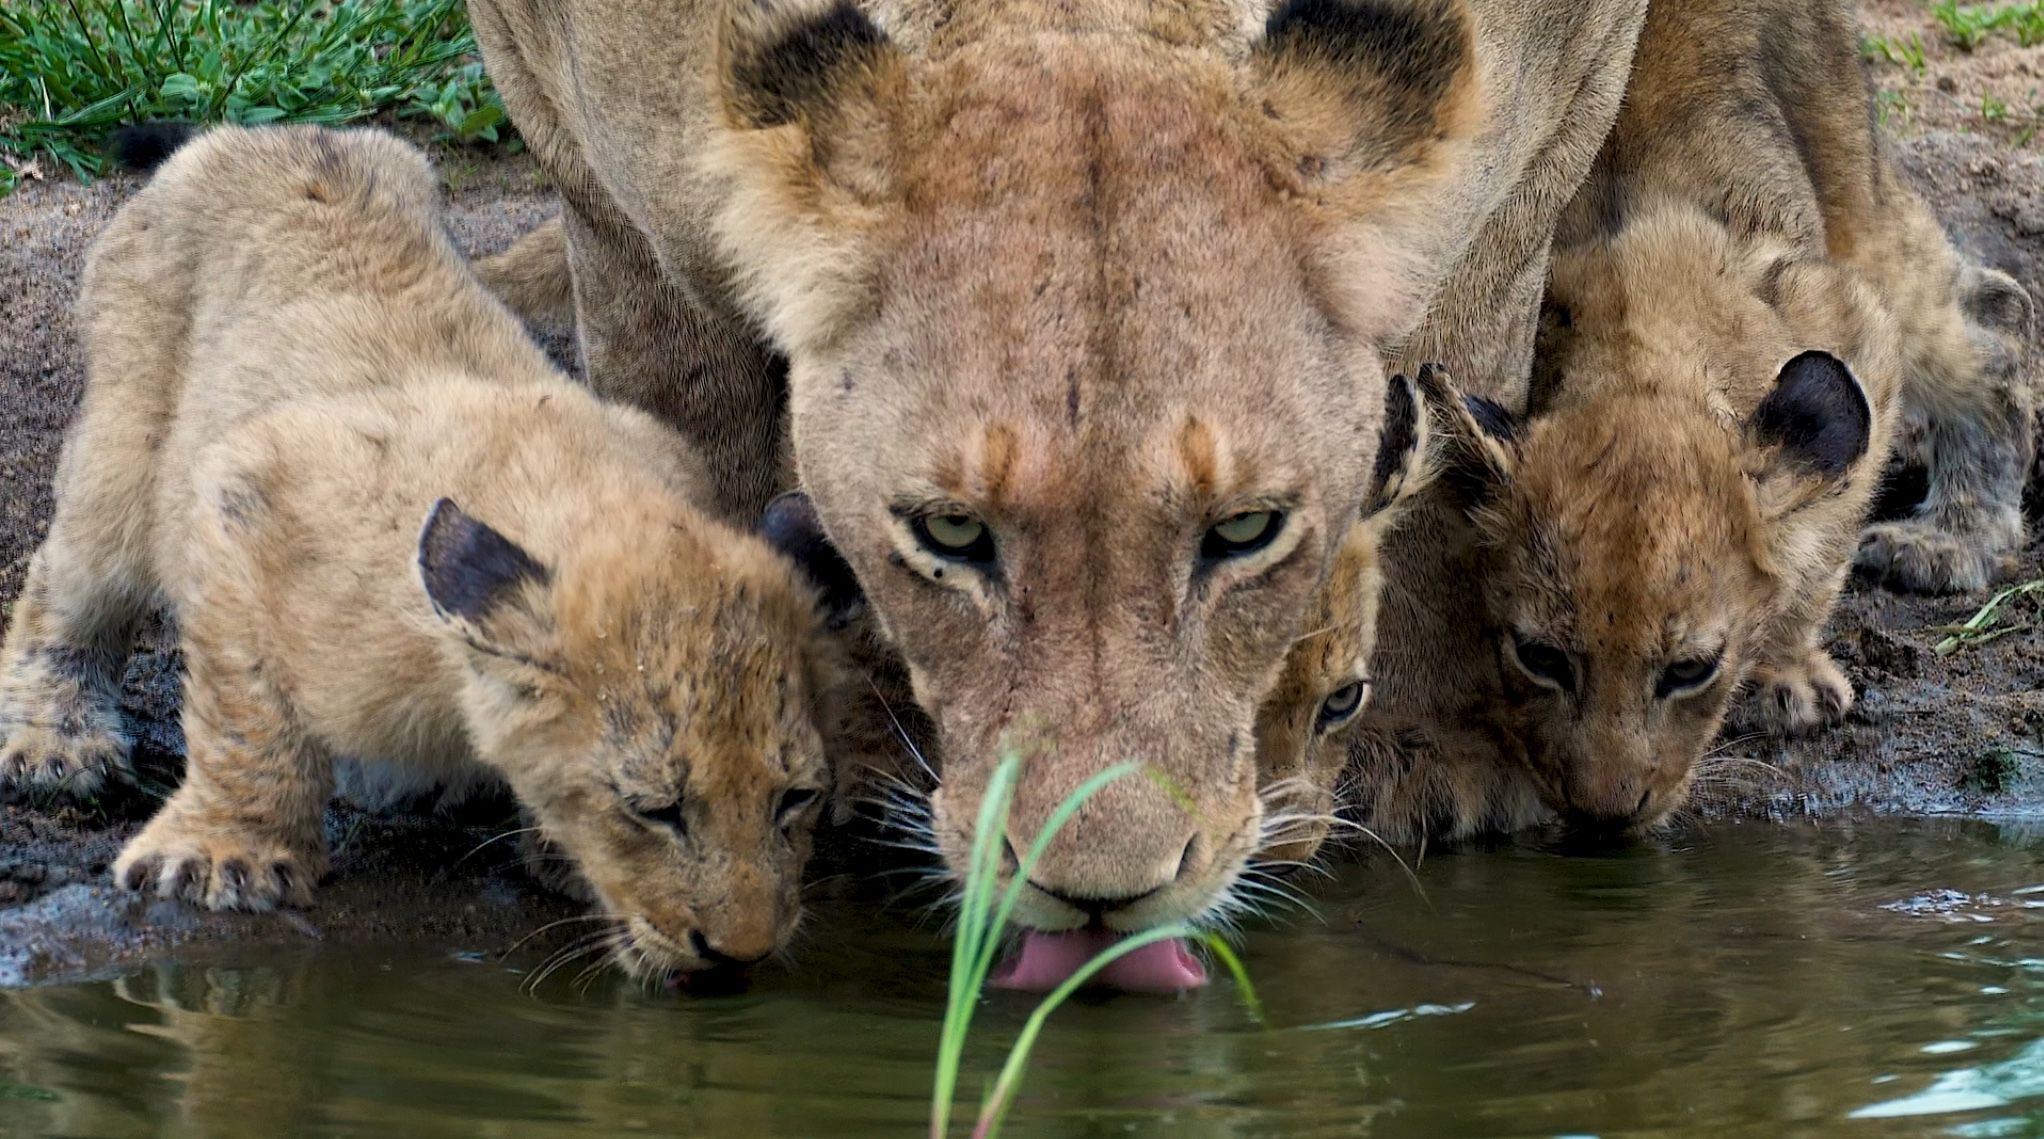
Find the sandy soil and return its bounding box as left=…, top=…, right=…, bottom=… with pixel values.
left=0, top=25, right=2041, bottom=984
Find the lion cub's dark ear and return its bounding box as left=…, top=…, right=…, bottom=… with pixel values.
left=417, top=498, right=556, bottom=662
left=1410, top=363, right=1515, bottom=511
left=1749, top=350, right=1872, bottom=480
left=761, top=491, right=866, bottom=629
left=1363, top=370, right=1429, bottom=517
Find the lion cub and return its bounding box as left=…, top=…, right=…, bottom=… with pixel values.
left=1408, top=0, right=2034, bottom=832
left=0, top=123, right=846, bottom=980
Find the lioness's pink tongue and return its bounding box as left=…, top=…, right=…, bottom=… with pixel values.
left=990, top=929, right=1208, bottom=994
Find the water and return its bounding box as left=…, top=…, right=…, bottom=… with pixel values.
left=2, top=818, right=2041, bottom=1138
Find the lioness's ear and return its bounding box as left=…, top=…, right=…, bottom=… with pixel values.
left=761, top=491, right=867, bottom=629
left=417, top=498, right=558, bottom=668
left=1411, top=363, right=1514, bottom=510
left=1749, top=351, right=1872, bottom=479
left=709, top=0, right=906, bottom=353
left=1252, top=0, right=1482, bottom=342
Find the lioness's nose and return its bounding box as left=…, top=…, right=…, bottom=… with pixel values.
left=1015, top=832, right=1198, bottom=919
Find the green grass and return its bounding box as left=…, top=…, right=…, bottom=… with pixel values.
left=1863, top=31, right=1930, bottom=74
left=0, top=0, right=510, bottom=196
left=930, top=753, right=1262, bottom=1139
left=1930, top=577, right=2044, bottom=655
left=1930, top=2, right=2044, bottom=51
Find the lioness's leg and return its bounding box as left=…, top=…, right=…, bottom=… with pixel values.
left=0, top=394, right=164, bottom=796
left=1855, top=210, right=2035, bottom=593
left=113, top=607, right=330, bottom=911
left=561, top=202, right=785, bottom=522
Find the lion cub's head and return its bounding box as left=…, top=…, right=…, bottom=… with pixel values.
left=1252, top=370, right=1442, bottom=867
left=1438, top=206, right=1887, bottom=832
left=416, top=496, right=848, bottom=982
left=703, top=0, right=1483, bottom=933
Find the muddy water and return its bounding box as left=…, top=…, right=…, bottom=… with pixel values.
left=0, top=819, right=2039, bottom=1138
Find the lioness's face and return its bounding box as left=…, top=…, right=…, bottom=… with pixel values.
left=422, top=504, right=835, bottom=982
left=710, top=0, right=1480, bottom=930
left=790, top=60, right=1392, bottom=930
left=1473, top=412, right=1770, bottom=831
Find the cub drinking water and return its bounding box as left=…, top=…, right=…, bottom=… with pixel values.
left=1354, top=0, right=2035, bottom=838
left=0, top=123, right=847, bottom=981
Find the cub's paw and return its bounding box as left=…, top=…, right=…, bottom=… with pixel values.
left=114, top=822, right=322, bottom=912
left=1856, top=520, right=2010, bottom=595
left=0, top=700, right=133, bottom=801
left=1734, top=653, right=1853, bottom=738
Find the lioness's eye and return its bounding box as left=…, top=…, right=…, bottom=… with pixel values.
left=776, top=788, right=821, bottom=830
left=1316, top=681, right=1367, bottom=730
left=1510, top=635, right=1577, bottom=695
left=1656, top=654, right=1721, bottom=698
left=1201, top=510, right=1284, bottom=560
left=633, top=800, right=688, bottom=837
left=912, top=513, right=995, bottom=564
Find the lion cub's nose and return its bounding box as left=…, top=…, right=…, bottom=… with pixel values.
left=1562, top=778, right=1655, bottom=834
left=688, top=929, right=771, bottom=970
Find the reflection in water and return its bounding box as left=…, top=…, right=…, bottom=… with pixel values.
left=1, top=819, right=2040, bottom=1138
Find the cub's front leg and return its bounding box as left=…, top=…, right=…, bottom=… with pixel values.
left=1731, top=562, right=1855, bottom=738
left=113, top=623, right=330, bottom=912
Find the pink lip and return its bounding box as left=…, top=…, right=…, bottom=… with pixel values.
left=990, top=927, right=1208, bottom=994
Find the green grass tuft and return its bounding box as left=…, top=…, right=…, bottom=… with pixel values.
left=929, top=752, right=1263, bottom=1139
left=1930, top=1, right=2044, bottom=52
left=1929, top=577, right=2043, bottom=656
left=0, top=0, right=510, bottom=196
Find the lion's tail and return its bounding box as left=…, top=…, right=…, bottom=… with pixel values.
left=108, top=122, right=198, bottom=175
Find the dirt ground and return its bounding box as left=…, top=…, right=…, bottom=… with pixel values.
left=1, top=10, right=2042, bottom=985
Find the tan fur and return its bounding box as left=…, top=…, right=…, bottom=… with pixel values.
left=0, top=125, right=841, bottom=979
left=1354, top=0, right=2036, bottom=840
left=476, top=212, right=575, bottom=329
left=467, top=0, right=1645, bottom=931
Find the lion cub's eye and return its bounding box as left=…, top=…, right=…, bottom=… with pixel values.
left=633, top=800, right=688, bottom=837
left=1510, top=635, right=1578, bottom=695
left=1656, top=654, right=1722, bottom=698
left=912, top=512, right=996, bottom=564
left=1316, top=681, right=1368, bottom=731
left=776, top=788, right=821, bottom=831
left=1201, top=510, right=1285, bottom=561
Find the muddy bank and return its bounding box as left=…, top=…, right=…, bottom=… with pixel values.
left=0, top=121, right=2039, bottom=985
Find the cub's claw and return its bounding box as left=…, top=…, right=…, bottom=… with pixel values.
left=1856, top=520, right=2010, bottom=595
left=0, top=716, right=133, bottom=800
left=1735, top=653, right=1853, bottom=737
left=113, top=824, right=322, bottom=912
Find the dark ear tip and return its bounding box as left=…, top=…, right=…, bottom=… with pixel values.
left=759, top=492, right=866, bottom=626
left=1462, top=393, right=1519, bottom=442
left=418, top=498, right=548, bottom=623
left=1754, top=350, right=1872, bottom=477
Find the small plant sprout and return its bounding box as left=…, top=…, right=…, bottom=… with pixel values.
left=1930, top=578, right=2043, bottom=656
left=929, top=751, right=1263, bottom=1139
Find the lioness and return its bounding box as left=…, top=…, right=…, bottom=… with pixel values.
left=1351, top=0, right=2036, bottom=839
left=0, top=123, right=848, bottom=980
left=465, top=0, right=1647, bottom=967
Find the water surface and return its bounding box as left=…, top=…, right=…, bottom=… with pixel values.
left=2, top=819, right=2040, bottom=1137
